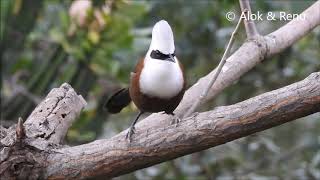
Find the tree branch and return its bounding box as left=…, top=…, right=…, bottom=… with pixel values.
left=0, top=83, right=86, bottom=179
left=1, top=83, right=87, bottom=149
left=1, top=1, right=319, bottom=179
left=135, top=0, right=320, bottom=131
left=23, top=83, right=87, bottom=147
left=239, top=0, right=259, bottom=38
left=46, top=72, right=320, bottom=179
left=43, top=3, right=317, bottom=177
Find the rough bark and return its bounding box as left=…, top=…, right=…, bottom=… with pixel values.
left=23, top=83, right=86, bottom=146
left=0, top=83, right=86, bottom=179
left=1, top=73, right=319, bottom=179
left=45, top=72, right=320, bottom=179
left=0, top=1, right=319, bottom=179
left=137, top=0, right=320, bottom=129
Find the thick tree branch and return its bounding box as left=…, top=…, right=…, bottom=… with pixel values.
left=0, top=83, right=86, bottom=179
left=46, top=72, right=320, bottom=179
left=23, top=83, right=86, bottom=147
left=44, top=2, right=319, bottom=174
left=138, top=1, right=319, bottom=130
left=1, top=1, right=319, bottom=179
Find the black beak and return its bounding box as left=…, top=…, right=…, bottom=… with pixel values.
left=166, top=54, right=175, bottom=63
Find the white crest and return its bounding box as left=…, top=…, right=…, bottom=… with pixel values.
left=149, top=20, right=175, bottom=55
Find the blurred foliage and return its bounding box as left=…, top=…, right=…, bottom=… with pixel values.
left=1, top=0, right=319, bottom=179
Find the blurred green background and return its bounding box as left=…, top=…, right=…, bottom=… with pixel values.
left=1, top=0, right=319, bottom=179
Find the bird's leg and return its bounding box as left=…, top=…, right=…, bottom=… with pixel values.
left=126, top=111, right=144, bottom=142
left=167, top=112, right=181, bottom=127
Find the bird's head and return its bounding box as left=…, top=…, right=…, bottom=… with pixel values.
left=148, top=20, right=176, bottom=63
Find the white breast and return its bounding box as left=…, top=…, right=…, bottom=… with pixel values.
left=139, top=58, right=184, bottom=99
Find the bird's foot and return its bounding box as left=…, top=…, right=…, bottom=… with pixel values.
left=190, top=112, right=199, bottom=119
left=125, top=126, right=136, bottom=142
left=163, top=112, right=181, bottom=127
left=170, top=114, right=181, bottom=127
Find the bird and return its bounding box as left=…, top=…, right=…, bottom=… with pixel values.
left=105, top=20, right=186, bottom=141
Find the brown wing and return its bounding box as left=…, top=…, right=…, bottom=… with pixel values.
left=129, top=58, right=145, bottom=110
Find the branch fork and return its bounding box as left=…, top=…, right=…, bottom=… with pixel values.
left=1, top=1, right=320, bottom=179
left=185, top=0, right=260, bottom=118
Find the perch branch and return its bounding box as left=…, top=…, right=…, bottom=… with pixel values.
left=1, top=1, right=319, bottom=179
left=45, top=72, right=320, bottom=179
left=137, top=0, right=319, bottom=130
left=184, top=13, right=243, bottom=118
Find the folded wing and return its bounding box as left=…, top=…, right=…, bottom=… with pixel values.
left=105, top=88, right=131, bottom=113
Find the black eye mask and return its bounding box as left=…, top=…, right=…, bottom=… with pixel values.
left=150, top=50, right=175, bottom=60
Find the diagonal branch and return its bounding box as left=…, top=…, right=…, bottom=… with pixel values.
left=1, top=1, right=319, bottom=179
left=46, top=72, right=320, bottom=179
left=136, top=0, right=319, bottom=130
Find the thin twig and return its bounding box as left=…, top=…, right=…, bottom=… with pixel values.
left=239, top=0, right=259, bottom=38
left=184, top=16, right=243, bottom=118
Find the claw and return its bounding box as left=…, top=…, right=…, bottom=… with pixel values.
left=166, top=112, right=182, bottom=127
left=171, top=116, right=181, bottom=127
left=125, top=111, right=143, bottom=143
left=191, top=112, right=199, bottom=118
left=125, top=126, right=136, bottom=142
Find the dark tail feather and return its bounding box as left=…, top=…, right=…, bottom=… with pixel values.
left=104, top=88, right=131, bottom=113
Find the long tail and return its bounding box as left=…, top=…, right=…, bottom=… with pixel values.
left=104, top=88, right=132, bottom=113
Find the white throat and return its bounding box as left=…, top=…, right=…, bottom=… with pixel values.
left=139, top=57, right=183, bottom=99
